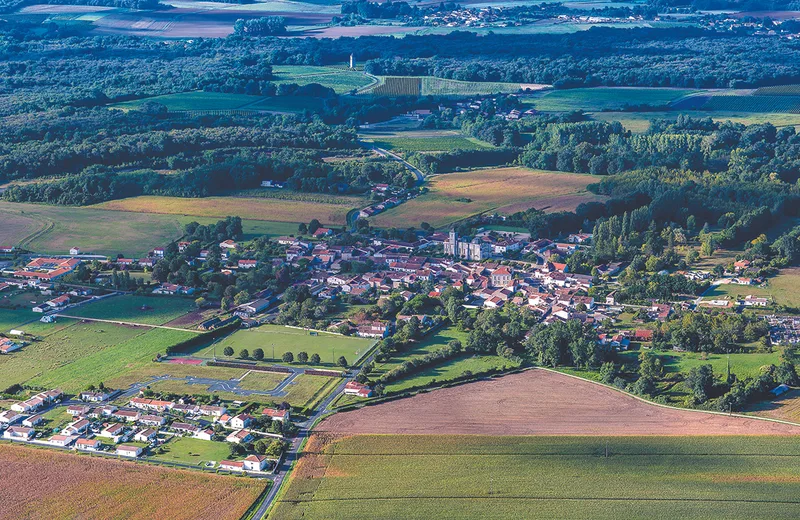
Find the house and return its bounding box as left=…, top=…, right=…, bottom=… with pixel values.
left=134, top=428, right=158, bottom=443
left=112, top=410, right=140, bottom=422
left=100, top=423, right=127, bottom=442
left=605, top=290, right=617, bottom=306
left=69, top=247, right=81, bottom=256
left=64, top=419, right=91, bottom=435
left=238, top=259, right=258, bottom=269
left=129, top=397, right=174, bottom=412
left=138, top=414, right=166, bottom=427
left=3, top=426, right=34, bottom=440
left=195, top=428, right=215, bottom=441
left=225, top=429, right=253, bottom=444
left=152, top=248, right=165, bottom=257
left=262, top=408, right=290, bottom=423
left=230, top=413, right=254, bottom=430
left=219, top=460, right=245, bottom=472
left=198, top=405, right=227, bottom=417
left=0, top=410, right=22, bottom=424
left=312, top=227, right=333, bottom=238
left=116, top=445, right=143, bottom=458
left=343, top=381, right=373, bottom=398
left=171, top=422, right=199, bottom=435
left=243, top=454, right=269, bottom=471
left=22, top=414, right=43, bottom=427
left=356, top=320, right=391, bottom=339
left=219, top=239, right=238, bottom=250
left=152, top=283, right=194, bottom=295
left=49, top=434, right=76, bottom=447
left=633, top=329, right=654, bottom=342
left=76, top=438, right=102, bottom=451
left=80, top=390, right=109, bottom=402
left=743, top=295, right=768, bottom=307
left=733, top=259, right=751, bottom=272
left=0, top=338, right=22, bottom=354
left=490, top=266, right=512, bottom=287
left=234, top=298, right=272, bottom=318
left=568, top=233, right=592, bottom=244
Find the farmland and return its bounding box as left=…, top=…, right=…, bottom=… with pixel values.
left=322, top=369, right=800, bottom=435
left=277, top=374, right=341, bottom=410
left=198, top=325, right=373, bottom=367
left=0, top=443, right=265, bottom=520
left=617, top=349, right=782, bottom=381
left=362, top=76, right=541, bottom=97
left=369, top=167, right=603, bottom=228
left=270, top=434, right=800, bottom=520
left=590, top=111, right=800, bottom=133
left=272, top=65, right=374, bottom=94
left=92, top=194, right=364, bottom=226
left=524, top=87, right=698, bottom=112
left=67, top=295, right=197, bottom=326
left=111, top=92, right=263, bottom=112
left=361, top=130, right=494, bottom=152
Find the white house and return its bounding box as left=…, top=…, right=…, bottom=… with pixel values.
left=75, top=438, right=102, bottom=451
left=116, top=445, right=143, bottom=458
left=225, top=429, right=253, bottom=444
left=3, top=426, right=34, bottom=440
left=219, top=460, right=245, bottom=472
left=243, top=454, right=269, bottom=471
left=49, top=434, right=76, bottom=447
left=230, top=413, right=254, bottom=430
left=22, top=415, right=43, bottom=427
left=134, top=428, right=157, bottom=443
left=69, top=247, right=81, bottom=255
left=0, top=410, right=22, bottom=425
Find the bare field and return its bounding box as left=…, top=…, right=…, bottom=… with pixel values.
left=0, top=443, right=265, bottom=520
left=370, top=167, right=602, bottom=228
left=93, top=195, right=362, bottom=226
left=321, top=369, right=800, bottom=435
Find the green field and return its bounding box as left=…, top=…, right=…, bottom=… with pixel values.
left=68, top=295, right=197, bottom=326
left=524, top=87, right=698, bottom=112
left=272, top=435, right=800, bottom=520
left=700, top=269, right=800, bottom=309
left=280, top=374, right=340, bottom=410
left=384, top=354, right=520, bottom=393
left=617, top=349, right=781, bottom=381
left=200, top=325, right=374, bottom=368
left=364, top=132, right=494, bottom=152
left=591, top=111, right=800, bottom=133
left=421, top=77, right=525, bottom=96
left=371, top=326, right=468, bottom=377
left=111, top=92, right=263, bottom=112
left=272, top=65, right=374, bottom=94
left=701, top=94, right=800, bottom=113
left=151, top=437, right=230, bottom=467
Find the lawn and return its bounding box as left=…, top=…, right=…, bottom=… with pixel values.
left=0, top=307, right=38, bottom=332
left=237, top=370, right=292, bottom=391
left=93, top=195, right=362, bottom=226
left=371, top=326, right=468, bottom=377
left=105, top=363, right=249, bottom=389
left=384, top=354, right=520, bottom=393
left=523, top=87, right=698, bottom=112
left=272, top=435, right=800, bottom=520
left=701, top=269, right=800, bottom=309
left=617, top=349, right=782, bottom=380
left=151, top=437, right=230, bottom=467
left=200, top=325, right=374, bottom=367
left=67, top=295, right=197, bottom=326
left=279, top=374, right=340, bottom=410
left=361, top=130, right=494, bottom=152
left=111, top=92, right=263, bottom=112
left=369, top=167, right=603, bottom=228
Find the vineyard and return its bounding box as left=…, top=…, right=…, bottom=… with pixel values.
left=363, top=77, right=422, bottom=96
left=421, top=77, right=522, bottom=96
left=700, top=94, right=800, bottom=113
left=754, top=84, right=800, bottom=96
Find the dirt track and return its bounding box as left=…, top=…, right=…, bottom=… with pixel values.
left=322, top=369, right=800, bottom=435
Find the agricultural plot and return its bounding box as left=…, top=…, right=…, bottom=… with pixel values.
left=271, top=65, right=374, bottom=94
left=369, top=167, right=602, bottom=228
left=370, top=326, right=469, bottom=377
left=364, top=77, right=422, bottom=97
left=322, top=369, right=800, bottom=435
left=754, top=84, right=800, bottom=95
left=700, top=94, right=800, bottom=113
left=591, top=110, right=800, bottom=133
left=523, top=87, right=698, bottom=112
left=198, top=325, right=373, bottom=367
left=0, top=444, right=264, bottom=520
left=421, top=77, right=532, bottom=96
left=616, top=349, right=781, bottom=381
left=67, top=295, right=197, bottom=326
left=111, top=92, right=263, bottom=112
left=271, top=434, right=800, bottom=520
left=361, top=130, right=494, bottom=152
left=279, top=374, right=340, bottom=410
left=93, top=195, right=362, bottom=226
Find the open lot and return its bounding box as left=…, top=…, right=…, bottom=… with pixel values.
left=276, top=374, right=340, bottom=410
left=0, top=443, right=264, bottom=520
left=523, top=87, right=698, bottom=112
left=200, top=325, right=374, bottom=367
left=369, top=167, right=603, bottom=228
left=272, top=65, right=374, bottom=94
left=93, top=195, right=363, bottom=226
left=321, top=369, right=800, bottom=435
left=617, top=348, right=781, bottom=381
left=270, top=434, right=800, bottom=520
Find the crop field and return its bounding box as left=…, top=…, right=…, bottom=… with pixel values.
left=0, top=443, right=264, bottom=520
left=523, top=87, right=698, bottom=112
left=111, top=92, right=263, bottom=112
left=421, top=77, right=531, bottom=96
left=369, top=167, right=603, bottom=228
left=591, top=110, right=800, bottom=133
left=700, top=94, right=800, bottom=112
left=272, top=65, right=374, bottom=94
left=365, top=77, right=422, bottom=97
left=322, top=369, right=800, bottom=435
left=361, top=130, right=494, bottom=152
left=198, top=325, right=373, bottom=367
left=270, top=434, right=800, bottom=520
left=151, top=437, right=231, bottom=467
left=67, top=295, right=197, bottom=326
left=93, top=195, right=362, bottom=226
left=754, top=84, right=800, bottom=96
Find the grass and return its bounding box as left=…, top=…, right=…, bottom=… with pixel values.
left=66, top=295, right=197, bottom=326
left=384, top=354, right=520, bottom=393
left=280, top=374, right=339, bottom=410
left=272, top=435, right=800, bottom=520
left=151, top=437, right=230, bottom=467
left=237, top=371, right=291, bottom=392
left=199, top=325, right=373, bottom=368
left=590, top=111, right=800, bottom=133
left=371, top=326, right=468, bottom=377
left=700, top=269, right=800, bottom=309
left=701, top=94, right=800, bottom=113
left=92, top=195, right=363, bottom=226
left=617, top=349, right=781, bottom=380
left=362, top=130, right=494, bottom=152
left=0, top=308, right=38, bottom=332
left=111, top=92, right=263, bottom=112
left=523, top=87, right=698, bottom=112
left=106, top=363, right=249, bottom=389
left=369, top=167, right=602, bottom=229
left=421, top=77, right=528, bottom=96
left=271, top=65, right=374, bottom=94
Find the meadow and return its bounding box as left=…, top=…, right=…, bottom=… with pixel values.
left=617, top=348, right=782, bottom=380
left=524, top=87, right=698, bottom=112
left=384, top=354, right=520, bottom=393
left=0, top=443, right=265, bottom=520
left=369, top=167, right=603, bottom=228
left=199, top=325, right=373, bottom=367
left=591, top=110, right=800, bottom=133
left=272, top=65, right=374, bottom=94
left=700, top=94, right=800, bottom=113
left=271, top=435, right=800, bottom=520
left=93, top=195, right=361, bottom=226
left=111, top=92, right=263, bottom=112
left=701, top=269, right=800, bottom=308
left=420, top=77, right=529, bottom=96
left=67, top=295, right=198, bottom=326
left=361, top=130, right=494, bottom=152
left=151, top=437, right=231, bottom=467
left=277, top=374, right=340, bottom=410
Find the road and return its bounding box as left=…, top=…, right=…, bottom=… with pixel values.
left=366, top=144, right=425, bottom=186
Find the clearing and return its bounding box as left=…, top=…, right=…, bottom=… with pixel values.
left=369, top=167, right=603, bottom=228
left=321, top=369, right=800, bottom=435
left=0, top=443, right=264, bottom=520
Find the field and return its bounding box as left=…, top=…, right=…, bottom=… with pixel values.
left=700, top=94, right=800, bottom=113
left=321, top=369, right=800, bottom=435
left=361, top=130, right=494, bottom=152
left=272, top=65, right=374, bottom=94
left=199, top=325, right=374, bottom=367
left=369, top=167, right=603, bottom=228
left=111, top=91, right=263, bottom=112
left=591, top=110, right=800, bottom=133
left=364, top=77, right=421, bottom=97
left=362, top=76, right=541, bottom=97
left=151, top=437, right=231, bottom=467
left=278, top=374, right=340, bottom=410
left=105, top=362, right=249, bottom=389
left=0, top=443, right=264, bottom=520
left=92, top=195, right=363, bottom=226
left=270, top=434, right=800, bottom=520
left=701, top=269, right=800, bottom=308
left=67, top=295, right=197, bottom=326
left=617, top=349, right=782, bottom=380
left=371, top=326, right=469, bottom=377
left=524, top=87, right=698, bottom=112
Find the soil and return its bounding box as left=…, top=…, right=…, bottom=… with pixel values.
left=321, top=369, right=800, bottom=436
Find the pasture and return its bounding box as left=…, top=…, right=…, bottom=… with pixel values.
left=591, top=110, right=800, bottom=133
left=111, top=92, right=263, bottom=112
left=272, top=65, right=374, bottom=94
left=369, top=167, right=602, bottom=228
left=370, top=325, right=469, bottom=377
left=362, top=76, right=542, bottom=97
left=68, top=295, right=197, bottom=326
left=271, top=435, right=800, bottom=520
left=276, top=374, right=340, bottom=410
left=93, top=195, right=361, bottom=226
left=701, top=94, right=800, bottom=112
left=524, top=87, right=697, bottom=112
left=199, top=325, right=373, bottom=367
left=385, top=354, right=519, bottom=393
left=361, top=130, right=494, bottom=152
left=616, top=348, right=782, bottom=381
left=0, top=443, right=265, bottom=520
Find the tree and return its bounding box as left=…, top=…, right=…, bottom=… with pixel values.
left=599, top=362, right=617, bottom=384
left=308, top=219, right=321, bottom=234
left=310, top=353, right=321, bottom=365
left=253, top=348, right=264, bottom=361
left=282, top=351, right=294, bottom=363
left=254, top=438, right=270, bottom=455
left=194, top=297, right=206, bottom=309
left=298, top=223, right=308, bottom=234
left=337, top=355, right=348, bottom=368
left=239, top=348, right=250, bottom=359
left=684, top=364, right=715, bottom=403
left=297, top=351, right=309, bottom=363
left=223, top=346, right=234, bottom=356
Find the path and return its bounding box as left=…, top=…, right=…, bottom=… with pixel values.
left=364, top=143, right=425, bottom=185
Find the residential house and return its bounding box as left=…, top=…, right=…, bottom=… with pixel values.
left=243, top=454, right=269, bottom=471
left=230, top=413, right=254, bottom=430
left=100, top=423, right=127, bottom=443
left=112, top=410, right=140, bottom=422
left=138, top=415, right=166, bottom=427
left=225, top=429, right=253, bottom=444
left=22, top=415, right=43, bottom=427
left=116, top=445, right=143, bottom=458
left=49, top=434, right=76, bottom=447
left=0, top=338, right=22, bottom=354
left=0, top=410, right=22, bottom=424
left=66, top=404, right=91, bottom=417
left=134, top=428, right=158, bottom=443
left=171, top=422, right=199, bottom=435
left=219, top=460, right=245, bottom=472
left=80, top=391, right=109, bottom=402
left=343, top=381, right=373, bottom=398
left=75, top=438, right=102, bottom=451
left=3, top=426, right=34, bottom=440
left=219, top=240, right=238, bottom=250
left=262, top=408, right=290, bottom=423
left=63, top=419, right=91, bottom=435
left=238, top=259, right=258, bottom=269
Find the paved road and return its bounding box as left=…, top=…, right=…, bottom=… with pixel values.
left=366, top=144, right=425, bottom=186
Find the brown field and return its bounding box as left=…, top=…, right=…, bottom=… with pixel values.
left=370, top=167, right=603, bottom=228
left=321, top=369, right=800, bottom=435
left=0, top=443, right=265, bottom=520
left=748, top=388, right=800, bottom=423
left=93, top=195, right=363, bottom=226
